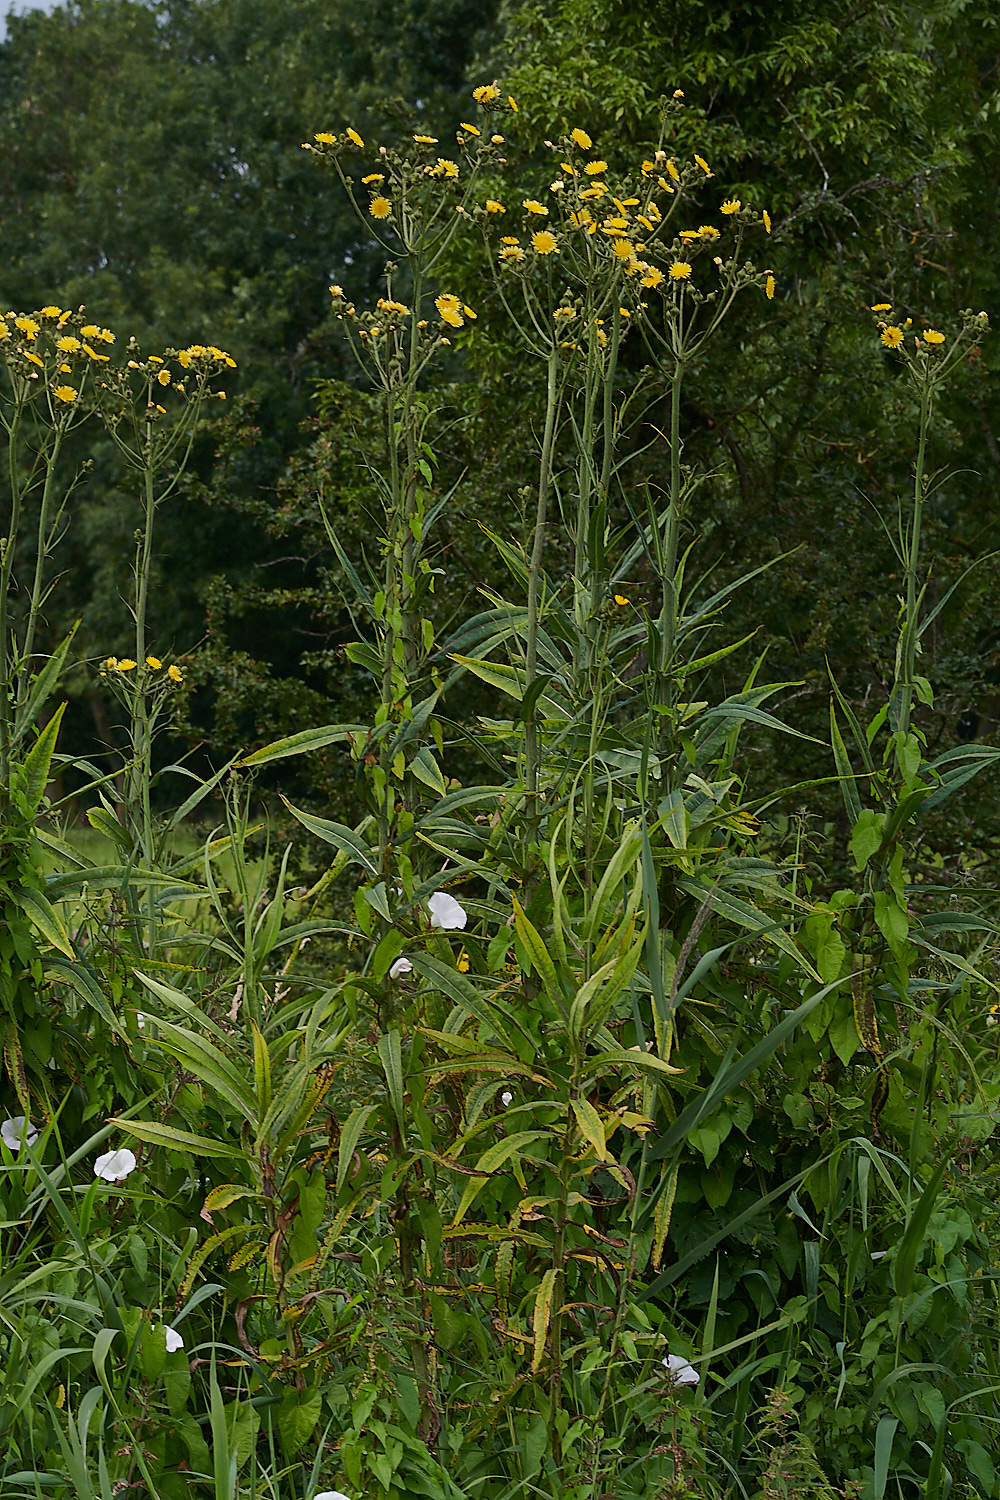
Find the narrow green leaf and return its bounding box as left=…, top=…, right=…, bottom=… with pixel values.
left=234, top=723, right=366, bottom=769
left=447, top=653, right=523, bottom=701
left=873, top=1414, right=899, bottom=1500
left=111, top=1119, right=246, bottom=1161
left=21, top=702, right=66, bottom=813
left=570, top=1097, right=607, bottom=1159
left=377, top=1029, right=406, bottom=1134
left=13, top=886, right=75, bottom=958
left=894, top=1160, right=948, bottom=1300
left=830, top=701, right=862, bottom=825
left=279, top=797, right=379, bottom=877
left=337, top=1105, right=376, bottom=1196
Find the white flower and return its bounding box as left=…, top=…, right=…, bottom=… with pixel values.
left=501, top=1091, right=514, bottom=1107
left=663, top=1353, right=699, bottom=1385
left=1, top=1116, right=38, bottom=1151
left=428, top=891, right=468, bottom=930
left=94, top=1147, right=137, bottom=1182
left=389, top=957, right=413, bottom=979
left=163, top=1325, right=184, bottom=1353
left=136, top=1012, right=146, bottom=1030
left=314, top=1492, right=352, bottom=1500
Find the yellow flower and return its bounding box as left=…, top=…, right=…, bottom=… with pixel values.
left=105, top=657, right=118, bottom=670
left=499, top=245, right=525, bottom=263
left=55, top=335, right=80, bottom=353
left=96, top=328, right=115, bottom=344
left=763, top=209, right=772, bottom=233
left=923, top=328, right=945, bottom=344
left=157, top=368, right=171, bottom=385
left=641, top=160, right=656, bottom=175
left=369, top=195, right=392, bottom=219
left=15, top=316, right=40, bottom=338
left=346, top=128, right=365, bottom=147
left=604, top=216, right=629, bottom=230
left=871, top=303, right=892, bottom=313
left=59, top=363, right=71, bottom=372
left=641, top=266, right=665, bottom=288
left=578, top=185, right=607, bottom=200
left=457, top=950, right=471, bottom=972
left=314, top=132, right=335, bottom=145
left=146, top=655, right=162, bottom=669
left=669, top=261, right=692, bottom=281
left=584, top=160, right=608, bottom=175
left=25, top=351, right=44, bottom=367
left=41, top=305, right=63, bottom=318
left=81, top=324, right=100, bottom=337
left=666, top=159, right=681, bottom=182
left=570, top=127, right=592, bottom=149
left=485, top=199, right=506, bottom=213
left=570, top=208, right=593, bottom=228
left=699, top=224, right=720, bottom=239
left=508, top=96, right=518, bottom=111
left=491, top=134, right=504, bottom=144
left=523, top=199, right=549, bottom=215
left=167, top=664, right=183, bottom=683
left=721, top=198, right=741, bottom=214
left=679, top=229, right=700, bottom=241
left=361, top=173, right=384, bottom=184
left=614, top=594, right=630, bottom=605
left=117, top=659, right=137, bottom=672
left=532, top=229, right=559, bottom=254
left=765, top=274, right=775, bottom=299
left=501, top=235, right=520, bottom=245
left=414, top=134, right=439, bottom=144
left=460, top=122, right=480, bottom=136
left=612, top=239, right=636, bottom=261
left=694, top=155, right=713, bottom=176
left=0, top=324, right=8, bottom=340
left=880, top=325, right=904, bottom=349
left=463, top=304, right=477, bottom=319
left=434, top=157, right=459, bottom=178
left=177, top=350, right=191, bottom=368
left=473, top=83, right=501, bottom=104
left=561, top=161, right=576, bottom=175
left=53, top=385, right=77, bottom=402
left=435, top=293, right=464, bottom=328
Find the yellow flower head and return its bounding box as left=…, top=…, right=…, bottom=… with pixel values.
left=641, top=160, right=656, bottom=175
left=871, top=303, right=892, bottom=313
left=922, top=328, right=945, bottom=344
left=721, top=199, right=741, bottom=215
left=157, top=368, right=172, bottom=385
left=499, top=245, right=526, bottom=263
left=523, top=199, right=549, bottom=215
left=584, top=160, right=608, bottom=176
left=361, top=173, right=384, bottom=184
left=614, top=594, right=630, bottom=605
left=679, top=229, right=700, bottom=241
left=641, top=265, right=665, bottom=288
left=694, top=155, right=713, bottom=176
left=0, top=324, right=8, bottom=340
left=460, top=122, right=480, bottom=136
left=666, top=159, right=681, bottom=182
left=15, top=316, right=40, bottom=338
left=167, top=664, right=183, bottom=682
left=508, top=96, right=518, bottom=111
left=473, top=83, right=501, bottom=104
left=414, top=134, right=439, bottom=144
left=105, top=657, right=118, bottom=670
left=570, top=128, right=592, bottom=149
left=765, top=274, right=775, bottom=299
left=532, top=229, right=559, bottom=255
left=314, top=132, right=335, bottom=145
left=762, top=209, right=772, bottom=233
left=369, top=195, right=392, bottom=220
left=699, top=224, right=720, bottom=239
left=434, top=157, right=459, bottom=178
left=463, top=304, right=477, bottom=319
left=41, top=305, right=63, bottom=318
left=25, top=351, right=44, bottom=367
left=880, top=325, right=904, bottom=349
left=146, top=655, right=162, bottom=669
left=59, top=363, right=71, bottom=372
left=96, top=328, right=115, bottom=344
left=570, top=208, right=593, bottom=227
left=53, top=385, right=77, bottom=402
left=346, top=128, right=365, bottom=147
left=501, top=235, right=520, bottom=245
left=117, top=658, right=137, bottom=672
left=56, top=335, right=80, bottom=352
left=491, top=134, right=504, bottom=144
left=81, top=324, right=100, bottom=337
left=435, top=293, right=464, bottom=328
left=669, top=261, right=692, bottom=281
left=485, top=199, right=506, bottom=214
left=612, top=239, right=636, bottom=261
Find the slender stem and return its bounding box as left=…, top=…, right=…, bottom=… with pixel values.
left=525, top=349, right=560, bottom=803
left=897, top=378, right=932, bottom=738
left=658, top=355, right=685, bottom=728
left=0, top=399, right=25, bottom=792
left=19, top=429, right=63, bottom=704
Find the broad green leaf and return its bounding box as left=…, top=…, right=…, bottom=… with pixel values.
left=234, top=723, right=366, bottom=768
left=377, top=1029, right=406, bottom=1135
left=447, top=653, right=523, bottom=700
left=111, top=1119, right=246, bottom=1161
left=337, top=1104, right=376, bottom=1196
left=21, top=701, right=66, bottom=813
left=532, top=1267, right=558, bottom=1372
left=279, top=797, right=379, bottom=877
left=570, top=1097, right=607, bottom=1159
left=138, top=1016, right=257, bottom=1121
left=13, top=886, right=75, bottom=958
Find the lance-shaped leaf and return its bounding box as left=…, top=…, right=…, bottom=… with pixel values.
left=136, top=1016, right=257, bottom=1122
left=234, top=723, right=367, bottom=769
left=111, top=1120, right=246, bottom=1161
left=13, top=886, right=75, bottom=958
left=20, top=701, right=66, bottom=813
left=279, top=797, right=380, bottom=877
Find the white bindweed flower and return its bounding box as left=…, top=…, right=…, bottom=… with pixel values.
left=428, top=891, right=468, bottom=930
left=663, top=1353, right=699, bottom=1385
left=163, top=1325, right=184, bottom=1353
left=136, top=1012, right=146, bottom=1030
left=389, top=957, right=414, bottom=979
left=314, top=1492, right=353, bottom=1500
left=94, top=1147, right=137, bottom=1182
left=1, top=1116, right=38, bottom=1151
left=500, top=1091, right=514, bottom=1107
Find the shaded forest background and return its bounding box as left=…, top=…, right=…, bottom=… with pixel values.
left=3, top=0, right=1000, bottom=880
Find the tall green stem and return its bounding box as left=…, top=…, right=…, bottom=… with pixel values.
left=896, top=380, right=932, bottom=738
left=0, top=401, right=25, bottom=793
left=658, top=356, right=685, bottom=727
left=18, top=430, right=63, bottom=707
left=524, top=347, right=560, bottom=857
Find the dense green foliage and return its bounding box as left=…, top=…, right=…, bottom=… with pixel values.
left=3, top=4, right=1000, bottom=1500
